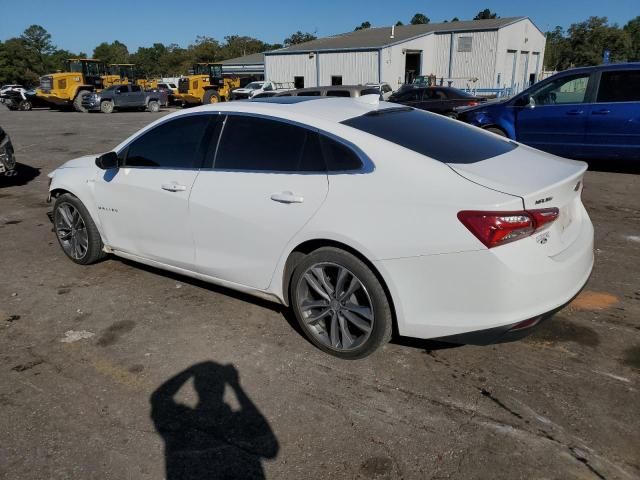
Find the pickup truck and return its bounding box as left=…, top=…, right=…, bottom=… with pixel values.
left=81, top=84, right=167, bottom=113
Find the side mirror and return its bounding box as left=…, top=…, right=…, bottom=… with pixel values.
left=515, top=94, right=535, bottom=109
left=95, top=151, right=119, bottom=170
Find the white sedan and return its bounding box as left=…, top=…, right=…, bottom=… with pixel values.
left=47, top=96, right=594, bottom=359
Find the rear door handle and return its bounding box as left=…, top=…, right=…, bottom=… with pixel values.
left=161, top=183, right=187, bottom=192
left=592, top=109, right=610, bottom=115
left=270, top=191, right=304, bottom=204
left=566, top=110, right=584, bottom=115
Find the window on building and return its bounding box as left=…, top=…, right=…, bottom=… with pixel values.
left=214, top=115, right=325, bottom=172
left=294, top=76, right=305, bottom=89
left=597, top=70, right=640, bottom=103
left=331, top=76, right=342, bottom=86
left=457, top=36, right=473, bottom=53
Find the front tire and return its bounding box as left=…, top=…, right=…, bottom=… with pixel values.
left=147, top=100, right=160, bottom=112
left=290, top=247, right=392, bottom=359
left=100, top=100, right=114, bottom=114
left=485, top=126, right=507, bottom=137
left=73, top=91, right=90, bottom=113
left=53, top=194, right=107, bottom=265
left=202, top=90, right=220, bottom=104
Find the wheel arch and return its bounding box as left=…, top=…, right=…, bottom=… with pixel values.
left=49, top=182, right=105, bottom=242
left=278, top=238, right=399, bottom=335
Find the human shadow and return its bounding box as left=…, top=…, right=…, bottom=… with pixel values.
left=150, top=361, right=279, bottom=480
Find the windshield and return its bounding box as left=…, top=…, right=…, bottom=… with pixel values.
left=67, top=61, right=83, bottom=73
left=103, top=86, right=118, bottom=92
left=193, top=64, right=210, bottom=75
left=245, top=82, right=264, bottom=90
left=342, top=108, right=517, bottom=164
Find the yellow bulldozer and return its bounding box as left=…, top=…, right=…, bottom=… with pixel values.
left=176, top=63, right=239, bottom=105
left=36, top=59, right=131, bottom=112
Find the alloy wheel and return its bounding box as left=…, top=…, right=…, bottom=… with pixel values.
left=296, top=262, right=374, bottom=351
left=55, top=203, right=89, bottom=260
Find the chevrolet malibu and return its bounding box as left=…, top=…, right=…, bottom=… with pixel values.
left=47, top=97, right=594, bottom=359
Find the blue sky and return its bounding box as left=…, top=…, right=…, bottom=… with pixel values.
left=3, top=0, right=638, bottom=54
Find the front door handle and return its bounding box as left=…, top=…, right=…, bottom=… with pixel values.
left=270, top=191, right=304, bottom=204
left=161, top=183, right=187, bottom=192
left=592, top=109, right=611, bottom=115
left=566, top=110, right=584, bottom=115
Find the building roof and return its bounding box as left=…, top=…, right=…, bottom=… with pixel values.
left=220, top=52, right=265, bottom=65
left=266, top=17, right=530, bottom=54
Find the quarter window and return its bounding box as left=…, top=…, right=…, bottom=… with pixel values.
left=320, top=136, right=362, bottom=171
left=597, top=70, right=640, bottom=102
left=214, top=116, right=325, bottom=172
left=124, top=115, right=212, bottom=168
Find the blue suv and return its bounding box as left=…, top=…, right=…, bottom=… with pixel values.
left=458, top=63, right=640, bottom=161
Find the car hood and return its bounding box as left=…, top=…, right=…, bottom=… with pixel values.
left=54, top=155, right=96, bottom=170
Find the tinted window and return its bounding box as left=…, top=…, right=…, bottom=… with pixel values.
left=124, top=115, right=211, bottom=168
left=360, top=88, right=380, bottom=96
left=398, top=89, right=421, bottom=101
left=321, top=136, right=362, bottom=171
left=116, top=85, right=129, bottom=93
left=342, top=108, right=517, bottom=164
left=131, top=85, right=141, bottom=92
left=298, top=91, right=322, bottom=96
left=530, top=74, right=590, bottom=105
left=215, top=116, right=325, bottom=172
left=327, top=90, right=351, bottom=97
left=597, top=70, right=640, bottom=102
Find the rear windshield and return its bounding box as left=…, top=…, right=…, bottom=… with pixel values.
left=341, top=108, right=516, bottom=164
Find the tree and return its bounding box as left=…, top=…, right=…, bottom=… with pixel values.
left=395, top=21, right=404, bottom=26
left=410, top=13, right=430, bottom=25
left=451, top=17, right=460, bottom=22
left=284, top=31, right=317, bottom=47
left=474, top=9, right=498, bottom=20
left=220, top=35, right=267, bottom=59
left=93, top=40, right=129, bottom=64
left=543, top=26, right=570, bottom=71
left=20, top=25, right=55, bottom=75
left=566, top=16, right=631, bottom=66
left=624, top=16, right=640, bottom=60
left=354, top=21, right=371, bottom=31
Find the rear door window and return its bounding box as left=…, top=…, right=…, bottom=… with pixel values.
left=596, top=70, right=640, bottom=102
left=342, top=108, right=516, bottom=164
left=124, top=115, right=212, bottom=168
left=214, top=115, right=325, bottom=172
left=297, top=91, right=322, bottom=97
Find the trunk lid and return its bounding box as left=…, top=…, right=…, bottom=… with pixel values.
left=448, top=145, right=587, bottom=255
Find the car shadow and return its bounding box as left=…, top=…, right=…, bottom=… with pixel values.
left=0, top=163, right=40, bottom=188
left=151, top=361, right=279, bottom=480
left=391, top=336, right=462, bottom=352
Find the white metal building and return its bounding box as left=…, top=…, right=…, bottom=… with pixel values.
left=265, top=17, right=546, bottom=94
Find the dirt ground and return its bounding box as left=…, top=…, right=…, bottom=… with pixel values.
left=0, top=107, right=639, bottom=480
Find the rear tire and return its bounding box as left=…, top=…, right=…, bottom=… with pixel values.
left=290, top=247, right=393, bottom=359
left=73, top=91, right=90, bottom=113
left=19, top=100, right=32, bottom=111
left=202, top=90, right=220, bottom=104
left=100, top=100, right=114, bottom=114
left=147, top=100, right=160, bottom=112
left=53, top=194, right=107, bottom=265
left=485, top=126, right=507, bottom=137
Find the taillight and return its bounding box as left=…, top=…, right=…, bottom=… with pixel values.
left=466, top=101, right=479, bottom=106
left=457, top=208, right=559, bottom=248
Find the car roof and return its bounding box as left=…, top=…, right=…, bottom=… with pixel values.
left=169, top=97, right=396, bottom=124
left=559, top=62, right=640, bottom=75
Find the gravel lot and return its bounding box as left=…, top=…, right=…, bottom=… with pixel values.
left=0, top=106, right=639, bottom=480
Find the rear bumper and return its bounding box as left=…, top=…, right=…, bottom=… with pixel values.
left=434, top=284, right=586, bottom=345
left=376, top=205, right=594, bottom=340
